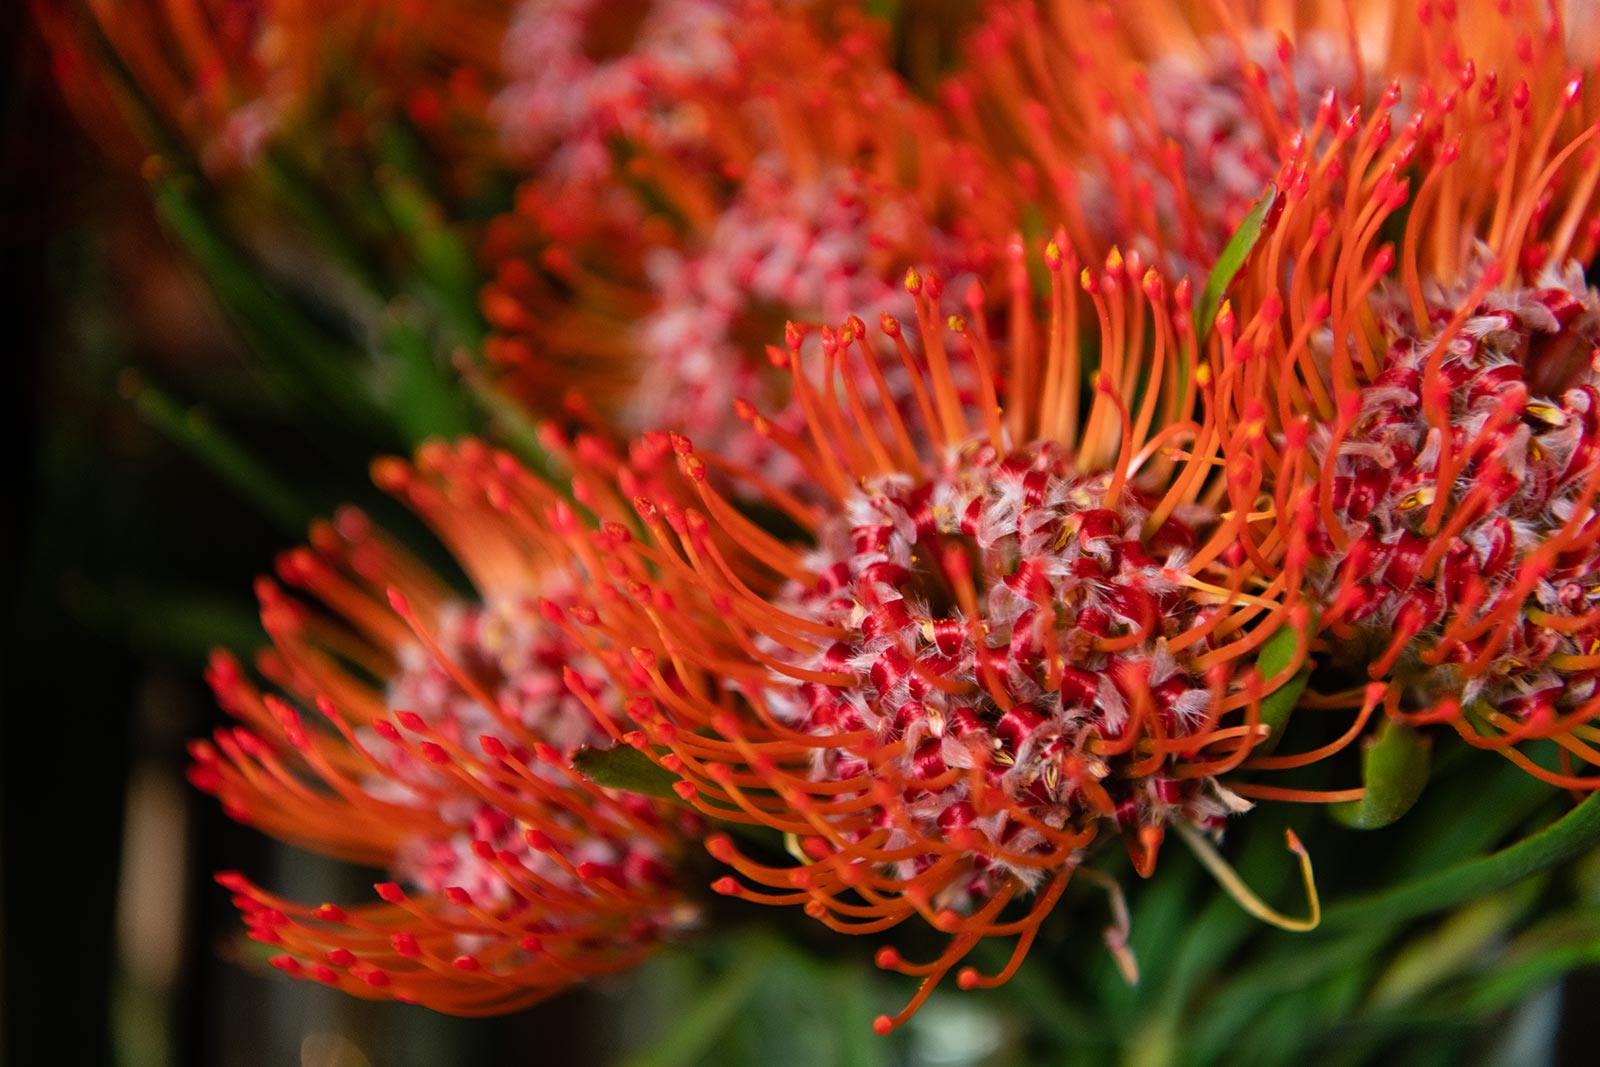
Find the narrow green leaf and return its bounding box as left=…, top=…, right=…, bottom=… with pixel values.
left=63, top=579, right=265, bottom=659
left=1321, top=788, right=1600, bottom=931
left=1252, top=609, right=1313, bottom=756
left=378, top=302, right=477, bottom=443
left=573, top=744, right=683, bottom=799
left=377, top=169, right=486, bottom=348
left=121, top=373, right=310, bottom=535
left=1367, top=881, right=1537, bottom=1007
left=1330, top=720, right=1432, bottom=830
left=1188, top=930, right=1389, bottom=1067
left=1458, top=942, right=1600, bottom=1013
left=618, top=937, right=779, bottom=1067
left=1196, top=185, right=1277, bottom=340
left=260, top=152, right=388, bottom=294
left=152, top=178, right=395, bottom=442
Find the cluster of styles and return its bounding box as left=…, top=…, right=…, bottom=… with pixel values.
left=50, top=0, right=1600, bottom=1033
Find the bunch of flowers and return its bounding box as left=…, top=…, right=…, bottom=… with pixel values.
left=39, top=0, right=1600, bottom=1055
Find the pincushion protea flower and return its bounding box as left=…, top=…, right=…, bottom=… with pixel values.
left=494, top=0, right=739, bottom=183
left=190, top=440, right=699, bottom=1013
left=945, top=0, right=1358, bottom=276
left=544, top=246, right=1358, bottom=1031
left=944, top=0, right=1591, bottom=279
left=1208, top=5, right=1600, bottom=789
left=478, top=0, right=1008, bottom=467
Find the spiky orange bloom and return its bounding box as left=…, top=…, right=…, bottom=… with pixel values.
left=944, top=0, right=1590, bottom=275
left=540, top=246, right=1353, bottom=1031
left=478, top=1, right=1010, bottom=451
left=190, top=440, right=699, bottom=1014
left=35, top=0, right=507, bottom=175
left=1200, top=5, right=1600, bottom=787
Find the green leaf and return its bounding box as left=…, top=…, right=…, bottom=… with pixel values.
left=377, top=169, right=486, bottom=349
left=259, top=152, right=388, bottom=294
left=1196, top=185, right=1277, bottom=340
left=152, top=177, right=395, bottom=443
left=1330, top=720, right=1432, bottom=830
left=377, top=301, right=478, bottom=443
left=617, top=935, right=780, bottom=1067
left=1187, top=930, right=1388, bottom=1067
left=1322, top=788, right=1600, bottom=931
left=121, top=374, right=311, bottom=535
left=1366, top=881, right=1538, bottom=1007
left=573, top=744, right=683, bottom=799
left=1252, top=609, right=1313, bottom=756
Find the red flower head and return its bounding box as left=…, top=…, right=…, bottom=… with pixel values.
left=493, top=0, right=742, bottom=183
left=478, top=1, right=1009, bottom=471
left=1208, top=4, right=1600, bottom=787
left=945, top=0, right=1587, bottom=276
left=546, top=246, right=1348, bottom=1031
left=190, top=439, right=698, bottom=1013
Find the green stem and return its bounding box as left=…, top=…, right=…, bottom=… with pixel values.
left=1321, top=789, right=1600, bottom=931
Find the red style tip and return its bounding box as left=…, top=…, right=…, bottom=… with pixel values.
left=873, top=1016, right=895, bottom=1036
left=215, top=871, right=250, bottom=892
left=374, top=882, right=406, bottom=903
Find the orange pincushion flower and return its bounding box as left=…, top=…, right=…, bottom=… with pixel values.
left=190, top=440, right=698, bottom=1013
left=478, top=1, right=1010, bottom=454
left=1196, top=4, right=1600, bottom=787
left=943, top=0, right=1593, bottom=275
left=541, top=247, right=1354, bottom=1031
